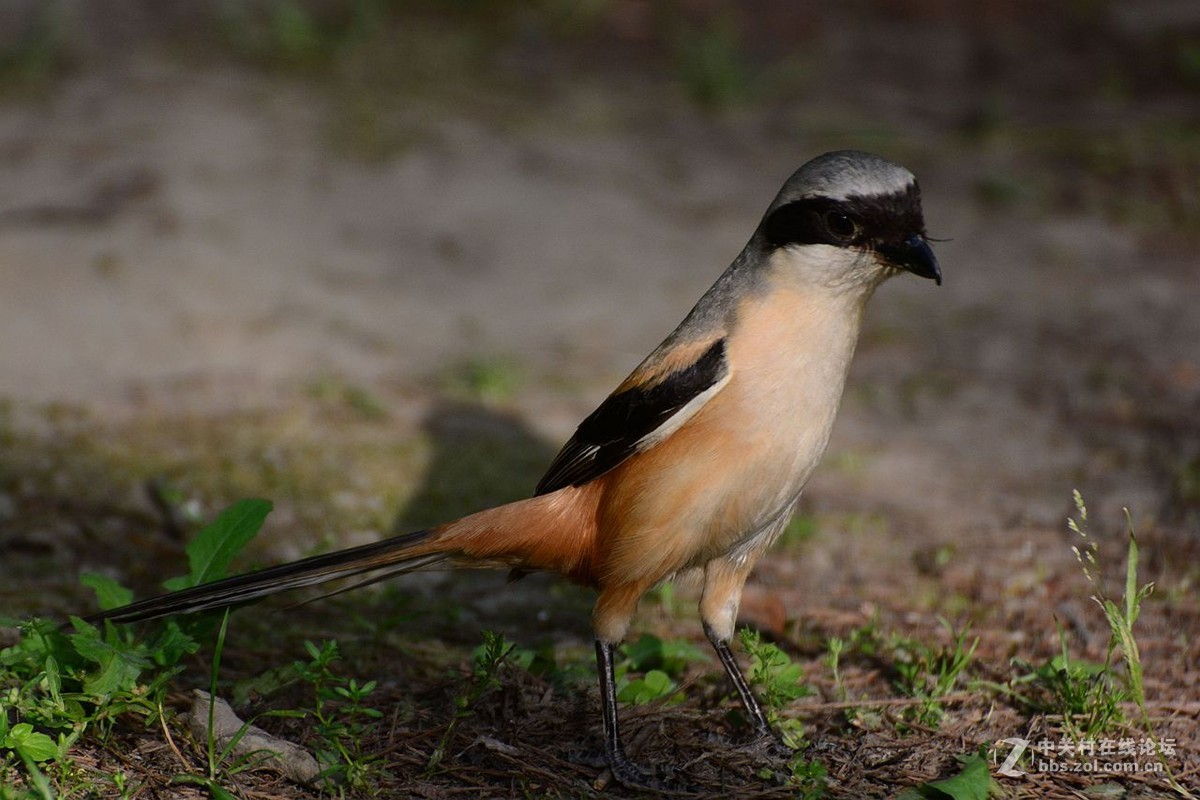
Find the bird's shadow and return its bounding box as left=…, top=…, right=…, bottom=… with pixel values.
left=393, top=400, right=557, bottom=531
left=387, top=400, right=594, bottom=646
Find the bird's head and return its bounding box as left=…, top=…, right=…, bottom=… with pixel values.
left=757, top=150, right=941, bottom=291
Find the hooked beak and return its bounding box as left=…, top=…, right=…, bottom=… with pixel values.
left=879, top=234, right=941, bottom=285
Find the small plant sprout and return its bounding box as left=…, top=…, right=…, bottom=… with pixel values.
left=821, top=633, right=886, bottom=729
left=825, top=636, right=847, bottom=703
left=428, top=630, right=520, bottom=774
left=172, top=610, right=269, bottom=799
left=737, top=630, right=826, bottom=793
left=989, top=619, right=1123, bottom=743
left=889, top=620, right=978, bottom=728
left=288, top=639, right=385, bottom=794
left=737, top=629, right=812, bottom=748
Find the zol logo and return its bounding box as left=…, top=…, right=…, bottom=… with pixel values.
left=995, top=738, right=1029, bottom=777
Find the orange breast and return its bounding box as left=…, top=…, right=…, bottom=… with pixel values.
left=590, top=282, right=867, bottom=589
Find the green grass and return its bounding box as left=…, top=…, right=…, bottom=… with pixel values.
left=0, top=497, right=404, bottom=798
left=778, top=513, right=819, bottom=549
left=889, top=621, right=978, bottom=729
left=307, top=376, right=389, bottom=421
left=171, top=612, right=264, bottom=800
left=287, top=640, right=386, bottom=793
left=0, top=501, right=271, bottom=796
left=976, top=120, right=1200, bottom=234
left=737, top=630, right=825, bottom=792
left=1064, top=494, right=1194, bottom=797
left=1025, top=628, right=1124, bottom=740
left=824, top=616, right=977, bottom=731
left=428, top=630, right=521, bottom=774
left=973, top=492, right=1194, bottom=798
left=995, top=492, right=1154, bottom=742
left=215, top=0, right=387, bottom=72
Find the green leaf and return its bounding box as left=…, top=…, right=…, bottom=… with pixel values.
left=1123, top=520, right=1139, bottom=626
left=208, top=780, right=240, bottom=800
left=79, top=573, right=134, bottom=611
left=623, top=635, right=664, bottom=672
left=772, top=662, right=811, bottom=701
left=172, top=775, right=240, bottom=800
left=619, top=632, right=709, bottom=677
left=148, top=621, right=200, bottom=667
left=69, top=625, right=151, bottom=696
left=897, top=754, right=997, bottom=800
left=3, top=618, right=78, bottom=675
left=617, top=669, right=677, bottom=704
left=3, top=723, right=58, bottom=762
left=164, top=498, right=272, bottom=591
left=659, top=638, right=709, bottom=675
left=43, top=655, right=62, bottom=703
left=739, top=629, right=813, bottom=707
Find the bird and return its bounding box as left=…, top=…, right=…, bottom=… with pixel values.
left=87, top=150, right=941, bottom=787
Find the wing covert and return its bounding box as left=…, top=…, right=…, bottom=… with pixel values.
left=535, top=337, right=729, bottom=495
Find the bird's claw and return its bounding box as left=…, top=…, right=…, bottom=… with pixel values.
left=750, top=732, right=795, bottom=762
left=604, top=753, right=696, bottom=794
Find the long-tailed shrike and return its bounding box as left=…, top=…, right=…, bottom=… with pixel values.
left=89, top=150, right=941, bottom=786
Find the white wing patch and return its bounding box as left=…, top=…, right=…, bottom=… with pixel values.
left=632, top=371, right=731, bottom=452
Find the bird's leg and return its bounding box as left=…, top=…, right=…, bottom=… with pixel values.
left=703, top=622, right=776, bottom=738
left=703, top=623, right=795, bottom=762
left=698, top=522, right=800, bottom=754
left=594, top=638, right=656, bottom=786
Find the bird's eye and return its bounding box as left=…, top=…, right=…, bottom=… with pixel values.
left=824, top=211, right=859, bottom=242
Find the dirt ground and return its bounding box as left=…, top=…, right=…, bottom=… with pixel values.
left=1, top=3, right=1198, bottom=798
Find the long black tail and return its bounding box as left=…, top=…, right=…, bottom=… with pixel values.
left=86, top=529, right=442, bottom=625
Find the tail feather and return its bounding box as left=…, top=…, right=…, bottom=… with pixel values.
left=87, top=529, right=441, bottom=625
left=86, top=484, right=604, bottom=626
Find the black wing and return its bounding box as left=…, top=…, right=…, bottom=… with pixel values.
left=535, top=338, right=729, bottom=495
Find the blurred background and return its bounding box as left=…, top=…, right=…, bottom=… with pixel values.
left=0, top=1, right=1198, bottom=795
left=1, top=0, right=1197, bottom=410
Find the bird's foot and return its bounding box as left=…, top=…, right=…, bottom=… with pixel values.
left=746, top=730, right=795, bottom=762
left=599, top=751, right=696, bottom=794
left=567, top=747, right=608, bottom=770
left=707, top=727, right=794, bottom=761
left=570, top=749, right=665, bottom=787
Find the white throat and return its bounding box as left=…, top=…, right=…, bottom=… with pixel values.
left=770, top=243, right=891, bottom=297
